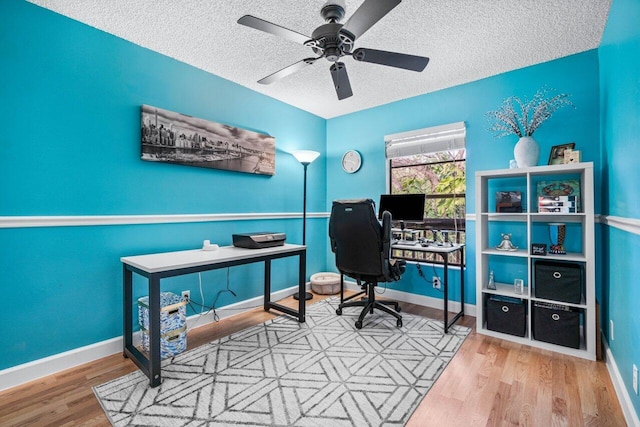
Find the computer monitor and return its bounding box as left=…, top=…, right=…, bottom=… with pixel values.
left=378, top=193, right=426, bottom=229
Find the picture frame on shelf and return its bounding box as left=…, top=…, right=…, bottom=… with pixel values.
left=531, top=243, right=547, bottom=256
left=495, top=191, right=522, bottom=213
left=548, top=142, right=575, bottom=165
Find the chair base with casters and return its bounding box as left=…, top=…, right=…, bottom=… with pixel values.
left=336, top=279, right=402, bottom=328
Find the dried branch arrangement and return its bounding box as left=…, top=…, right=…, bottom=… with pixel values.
left=487, top=87, right=574, bottom=138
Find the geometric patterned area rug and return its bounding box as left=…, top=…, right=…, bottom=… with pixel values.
left=94, top=297, right=469, bottom=426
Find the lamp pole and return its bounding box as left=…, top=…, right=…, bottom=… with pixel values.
left=291, top=150, right=320, bottom=301
left=302, top=162, right=309, bottom=245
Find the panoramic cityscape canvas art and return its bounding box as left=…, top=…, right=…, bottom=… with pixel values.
left=141, top=105, right=275, bottom=175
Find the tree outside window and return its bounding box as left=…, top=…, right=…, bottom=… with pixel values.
left=389, top=149, right=466, bottom=265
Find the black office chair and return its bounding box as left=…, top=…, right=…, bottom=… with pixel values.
left=329, top=199, right=406, bottom=329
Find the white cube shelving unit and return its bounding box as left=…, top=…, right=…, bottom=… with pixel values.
left=475, top=162, right=595, bottom=360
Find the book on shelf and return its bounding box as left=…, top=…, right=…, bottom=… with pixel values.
left=536, top=180, right=581, bottom=212
left=539, top=206, right=577, bottom=213
left=538, top=196, right=578, bottom=213
left=539, top=195, right=577, bottom=203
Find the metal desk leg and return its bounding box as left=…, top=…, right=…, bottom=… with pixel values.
left=444, top=246, right=465, bottom=334
left=264, top=259, right=272, bottom=311
left=263, top=251, right=306, bottom=322
left=443, top=255, right=449, bottom=333
left=123, top=265, right=133, bottom=357
left=149, top=276, right=161, bottom=387
left=460, top=246, right=465, bottom=317
left=298, top=251, right=306, bottom=323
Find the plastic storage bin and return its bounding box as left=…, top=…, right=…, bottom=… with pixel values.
left=486, top=296, right=526, bottom=337
left=533, top=302, right=581, bottom=349
left=138, top=292, right=187, bottom=359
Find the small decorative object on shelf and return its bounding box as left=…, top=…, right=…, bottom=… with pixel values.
left=548, top=223, right=567, bottom=254
left=496, top=233, right=518, bottom=251
left=487, top=270, right=496, bottom=290
left=486, top=87, right=574, bottom=168
left=496, top=191, right=522, bottom=213
left=548, top=142, right=576, bottom=165
left=564, top=149, right=582, bottom=164
left=514, top=278, right=524, bottom=295
left=531, top=243, right=547, bottom=256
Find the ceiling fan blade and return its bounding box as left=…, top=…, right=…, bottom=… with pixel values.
left=238, top=15, right=310, bottom=45
left=340, top=0, right=401, bottom=41
left=352, top=48, right=429, bottom=72
left=258, top=58, right=320, bottom=85
left=330, top=62, right=353, bottom=100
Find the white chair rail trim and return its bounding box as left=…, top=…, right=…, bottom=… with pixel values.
left=0, top=212, right=330, bottom=229
left=602, top=215, right=640, bottom=235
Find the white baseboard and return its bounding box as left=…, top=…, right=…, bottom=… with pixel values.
left=0, top=284, right=306, bottom=392
left=604, top=338, right=640, bottom=426
left=342, top=280, right=477, bottom=318
left=0, top=337, right=124, bottom=392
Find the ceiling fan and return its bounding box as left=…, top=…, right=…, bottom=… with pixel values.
left=238, top=0, right=429, bottom=100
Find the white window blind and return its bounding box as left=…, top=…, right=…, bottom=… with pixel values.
left=384, top=121, right=466, bottom=158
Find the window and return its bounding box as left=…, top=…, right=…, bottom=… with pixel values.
left=385, top=122, right=466, bottom=265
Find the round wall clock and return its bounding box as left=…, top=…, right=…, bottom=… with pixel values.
left=341, top=150, right=362, bottom=173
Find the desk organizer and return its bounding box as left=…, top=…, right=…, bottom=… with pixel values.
left=138, top=292, right=187, bottom=359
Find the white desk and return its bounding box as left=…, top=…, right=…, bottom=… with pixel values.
left=392, top=242, right=465, bottom=333
left=122, top=243, right=306, bottom=387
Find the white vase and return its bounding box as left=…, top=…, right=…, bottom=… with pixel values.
left=513, top=136, right=540, bottom=168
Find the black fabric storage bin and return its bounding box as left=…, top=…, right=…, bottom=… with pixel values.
left=486, top=296, right=526, bottom=337
left=534, top=260, right=582, bottom=303
left=533, top=303, right=581, bottom=348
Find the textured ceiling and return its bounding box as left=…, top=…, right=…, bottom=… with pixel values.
left=28, top=0, right=610, bottom=119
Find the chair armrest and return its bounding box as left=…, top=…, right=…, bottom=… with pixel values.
left=381, top=210, right=392, bottom=253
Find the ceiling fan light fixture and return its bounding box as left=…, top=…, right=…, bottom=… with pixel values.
left=238, top=0, right=429, bottom=100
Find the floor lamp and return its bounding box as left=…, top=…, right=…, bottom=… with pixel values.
left=291, top=150, right=320, bottom=301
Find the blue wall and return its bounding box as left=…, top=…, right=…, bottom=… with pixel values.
left=599, top=0, right=640, bottom=415
left=326, top=51, right=601, bottom=305
left=3, top=6, right=638, bottom=420
left=0, top=0, right=328, bottom=370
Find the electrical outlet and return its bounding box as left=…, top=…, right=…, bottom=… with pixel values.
left=610, top=320, right=615, bottom=340
left=181, top=290, right=190, bottom=302
left=432, top=276, right=441, bottom=290
left=633, top=364, right=638, bottom=395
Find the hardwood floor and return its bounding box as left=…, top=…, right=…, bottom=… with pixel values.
left=0, top=293, right=626, bottom=426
